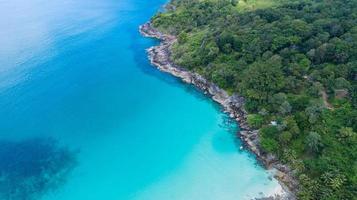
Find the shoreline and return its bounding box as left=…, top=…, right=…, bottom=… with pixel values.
left=139, top=22, right=297, bottom=200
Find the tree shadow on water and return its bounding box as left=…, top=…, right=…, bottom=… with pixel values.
left=0, top=137, right=77, bottom=200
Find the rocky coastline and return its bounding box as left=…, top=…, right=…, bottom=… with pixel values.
left=139, top=22, right=297, bottom=200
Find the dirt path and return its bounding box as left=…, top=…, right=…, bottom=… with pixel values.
left=321, top=90, right=333, bottom=110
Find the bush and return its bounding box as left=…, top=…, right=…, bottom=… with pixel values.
left=260, top=137, right=279, bottom=153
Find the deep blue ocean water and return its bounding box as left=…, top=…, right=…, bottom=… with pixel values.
left=0, top=0, right=281, bottom=199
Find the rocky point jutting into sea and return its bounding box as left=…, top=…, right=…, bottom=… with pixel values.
left=139, top=21, right=297, bottom=200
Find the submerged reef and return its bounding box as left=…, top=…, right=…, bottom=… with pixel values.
left=0, top=137, right=77, bottom=200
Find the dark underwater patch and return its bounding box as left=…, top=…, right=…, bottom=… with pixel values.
left=0, top=137, right=77, bottom=200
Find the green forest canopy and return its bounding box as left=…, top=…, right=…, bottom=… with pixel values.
left=152, top=0, right=357, bottom=199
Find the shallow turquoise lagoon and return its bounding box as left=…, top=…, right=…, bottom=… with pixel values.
left=0, top=0, right=281, bottom=199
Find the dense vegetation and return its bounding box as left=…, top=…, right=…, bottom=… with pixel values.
left=151, top=0, right=357, bottom=199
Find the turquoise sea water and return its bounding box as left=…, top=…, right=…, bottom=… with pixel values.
left=0, top=0, right=281, bottom=199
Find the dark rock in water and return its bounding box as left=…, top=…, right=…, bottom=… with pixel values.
left=0, top=138, right=77, bottom=200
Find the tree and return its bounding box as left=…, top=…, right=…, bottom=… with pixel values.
left=247, top=114, right=264, bottom=129
left=334, top=77, right=351, bottom=89
left=260, top=137, right=279, bottom=153
left=321, top=170, right=347, bottom=190
left=270, top=93, right=287, bottom=107
left=338, top=127, right=355, bottom=142
left=305, top=102, right=324, bottom=124
left=279, top=101, right=292, bottom=115
left=178, top=32, right=188, bottom=44
left=241, top=57, right=285, bottom=103
left=260, top=125, right=280, bottom=139
left=306, top=132, right=323, bottom=154
left=279, top=131, right=293, bottom=145
left=230, top=0, right=238, bottom=7
left=285, top=116, right=300, bottom=136
left=308, top=82, right=324, bottom=97
left=298, top=174, right=319, bottom=200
